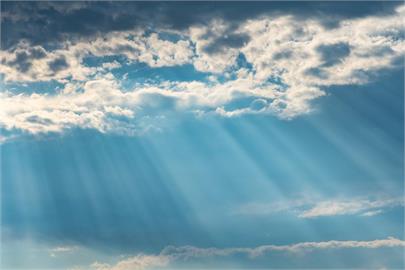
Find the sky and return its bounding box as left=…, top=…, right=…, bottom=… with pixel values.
left=0, top=1, right=404, bottom=269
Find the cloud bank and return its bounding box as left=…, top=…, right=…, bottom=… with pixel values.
left=1, top=3, right=404, bottom=141
left=90, top=237, right=405, bottom=270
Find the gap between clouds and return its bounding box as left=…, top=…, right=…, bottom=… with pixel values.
left=1, top=5, right=404, bottom=141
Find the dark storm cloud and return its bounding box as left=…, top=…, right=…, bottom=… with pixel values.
left=1, top=1, right=401, bottom=50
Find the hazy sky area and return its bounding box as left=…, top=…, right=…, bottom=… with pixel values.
left=1, top=1, right=404, bottom=269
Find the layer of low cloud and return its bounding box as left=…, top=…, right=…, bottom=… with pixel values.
left=90, top=237, right=405, bottom=270
left=0, top=4, right=404, bottom=141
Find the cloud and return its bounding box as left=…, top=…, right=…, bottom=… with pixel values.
left=0, top=30, right=194, bottom=82
left=298, top=197, right=404, bottom=218
left=48, top=56, right=69, bottom=73
left=0, top=4, right=404, bottom=141
left=91, top=237, right=405, bottom=269
left=316, top=42, right=351, bottom=67
left=0, top=73, right=283, bottom=137
left=203, top=33, right=250, bottom=54
left=163, top=237, right=405, bottom=258
left=2, top=2, right=401, bottom=49
left=2, top=3, right=403, bottom=83
left=233, top=197, right=404, bottom=219
left=49, top=245, right=78, bottom=257
left=91, top=255, right=170, bottom=270
left=361, top=210, right=384, bottom=217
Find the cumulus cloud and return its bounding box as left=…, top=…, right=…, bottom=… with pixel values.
left=91, top=237, right=405, bottom=269
left=0, top=30, right=194, bottom=82
left=0, top=4, right=404, bottom=141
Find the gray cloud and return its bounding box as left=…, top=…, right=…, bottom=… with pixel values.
left=317, top=42, right=351, bottom=67
left=1, top=1, right=402, bottom=49
left=8, top=51, right=32, bottom=72
left=203, top=33, right=251, bottom=54
left=48, top=56, right=69, bottom=73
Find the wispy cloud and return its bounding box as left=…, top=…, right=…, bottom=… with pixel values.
left=233, top=197, right=404, bottom=219
left=298, top=198, right=404, bottom=218
left=48, top=245, right=78, bottom=257
left=90, top=237, right=405, bottom=270
left=231, top=199, right=308, bottom=216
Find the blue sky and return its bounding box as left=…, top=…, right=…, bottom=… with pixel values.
left=1, top=1, right=404, bottom=269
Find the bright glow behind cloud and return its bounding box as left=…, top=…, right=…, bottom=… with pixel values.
left=1, top=5, right=404, bottom=140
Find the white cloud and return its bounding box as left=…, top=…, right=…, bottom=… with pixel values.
left=0, top=5, right=404, bottom=140
left=0, top=30, right=194, bottom=83
left=361, top=210, right=383, bottom=217
left=298, top=197, right=404, bottom=218
left=162, top=237, right=405, bottom=258
left=49, top=245, right=78, bottom=257
left=188, top=20, right=242, bottom=73
left=233, top=197, right=404, bottom=219
left=0, top=75, right=283, bottom=137
left=101, top=61, right=122, bottom=70
left=90, top=237, right=405, bottom=269
left=91, top=254, right=170, bottom=270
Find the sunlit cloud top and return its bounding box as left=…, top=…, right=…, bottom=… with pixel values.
left=1, top=2, right=404, bottom=141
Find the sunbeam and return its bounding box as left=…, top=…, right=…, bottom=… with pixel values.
left=1, top=1, right=404, bottom=269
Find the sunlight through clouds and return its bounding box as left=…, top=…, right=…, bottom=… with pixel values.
left=0, top=4, right=404, bottom=141
left=1, top=2, right=404, bottom=269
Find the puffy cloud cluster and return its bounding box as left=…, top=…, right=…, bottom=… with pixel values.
left=0, top=30, right=194, bottom=82
left=1, top=4, right=404, bottom=140
left=0, top=73, right=282, bottom=135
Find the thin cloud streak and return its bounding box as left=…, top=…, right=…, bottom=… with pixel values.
left=233, top=197, right=404, bottom=219
left=299, top=198, right=404, bottom=218
left=90, top=237, right=405, bottom=270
